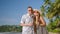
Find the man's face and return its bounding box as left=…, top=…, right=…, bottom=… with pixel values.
left=28, top=8, right=33, bottom=15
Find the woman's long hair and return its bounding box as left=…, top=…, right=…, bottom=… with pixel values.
left=33, top=9, right=42, bottom=34
left=33, top=9, right=42, bottom=19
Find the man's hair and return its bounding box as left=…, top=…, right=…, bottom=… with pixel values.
left=28, top=6, right=32, bottom=8
left=28, top=6, right=33, bottom=10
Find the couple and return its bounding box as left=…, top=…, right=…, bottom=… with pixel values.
left=20, top=6, right=48, bottom=34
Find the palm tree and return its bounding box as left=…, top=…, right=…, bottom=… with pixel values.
left=41, top=0, right=60, bottom=32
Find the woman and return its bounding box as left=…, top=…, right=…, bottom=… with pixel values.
left=33, top=9, right=48, bottom=34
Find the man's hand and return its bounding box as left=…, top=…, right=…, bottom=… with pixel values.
left=27, top=23, right=33, bottom=26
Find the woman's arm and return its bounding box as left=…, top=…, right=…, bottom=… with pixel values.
left=40, top=16, right=46, bottom=26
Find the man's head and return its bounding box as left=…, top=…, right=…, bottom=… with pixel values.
left=27, top=6, right=33, bottom=15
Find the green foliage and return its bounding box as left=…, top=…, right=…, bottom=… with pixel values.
left=41, top=0, right=60, bottom=19
left=46, top=18, right=60, bottom=32
left=52, top=28, right=60, bottom=32
left=41, top=0, right=60, bottom=32
left=0, top=25, right=22, bottom=32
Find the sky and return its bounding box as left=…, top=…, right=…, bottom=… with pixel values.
left=0, top=0, right=49, bottom=25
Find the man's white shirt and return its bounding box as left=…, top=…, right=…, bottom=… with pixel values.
left=20, top=13, right=34, bottom=32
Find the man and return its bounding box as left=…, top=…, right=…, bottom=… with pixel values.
left=20, top=6, right=34, bottom=34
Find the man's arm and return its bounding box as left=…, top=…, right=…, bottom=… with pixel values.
left=20, top=15, right=33, bottom=26
left=20, top=23, right=33, bottom=26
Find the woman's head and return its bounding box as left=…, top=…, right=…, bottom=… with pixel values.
left=33, top=9, right=40, bottom=17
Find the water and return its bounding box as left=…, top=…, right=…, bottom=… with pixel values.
left=0, top=32, right=22, bottom=34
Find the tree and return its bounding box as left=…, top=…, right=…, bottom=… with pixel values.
left=41, top=0, right=60, bottom=32
left=41, top=0, right=60, bottom=19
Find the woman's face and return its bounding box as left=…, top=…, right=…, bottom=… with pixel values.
left=34, top=11, right=39, bottom=16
